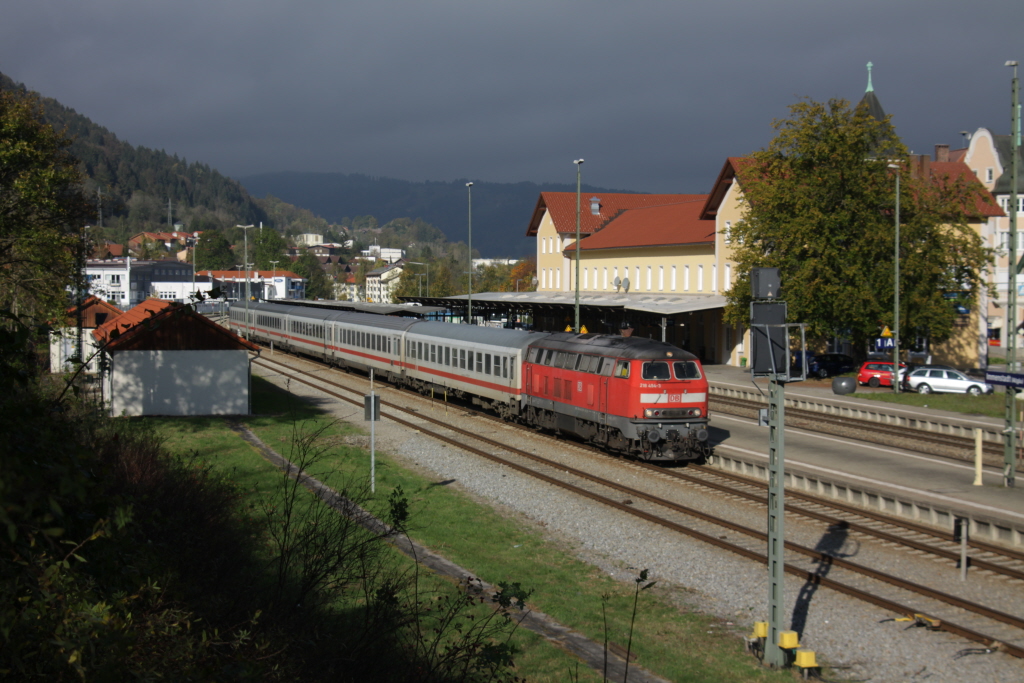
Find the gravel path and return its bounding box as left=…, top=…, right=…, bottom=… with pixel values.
left=254, top=359, right=1024, bottom=683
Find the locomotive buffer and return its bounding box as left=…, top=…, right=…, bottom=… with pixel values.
left=749, top=268, right=809, bottom=669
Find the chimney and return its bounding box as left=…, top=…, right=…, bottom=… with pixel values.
left=590, top=197, right=601, bottom=216
left=935, top=144, right=949, bottom=162
left=908, top=154, right=931, bottom=180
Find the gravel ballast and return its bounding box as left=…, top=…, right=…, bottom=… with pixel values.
left=255, top=360, right=1024, bottom=683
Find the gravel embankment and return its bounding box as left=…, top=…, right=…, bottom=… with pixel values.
left=255, top=360, right=1024, bottom=683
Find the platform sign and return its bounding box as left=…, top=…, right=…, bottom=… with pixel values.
left=985, top=371, right=1024, bottom=388
left=875, top=337, right=895, bottom=350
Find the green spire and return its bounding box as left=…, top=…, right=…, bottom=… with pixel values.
left=866, top=61, right=874, bottom=93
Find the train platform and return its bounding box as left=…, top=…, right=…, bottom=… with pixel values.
left=701, top=363, right=1024, bottom=548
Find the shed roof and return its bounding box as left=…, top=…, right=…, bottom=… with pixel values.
left=94, top=299, right=259, bottom=352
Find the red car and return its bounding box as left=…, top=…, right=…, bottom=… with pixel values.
left=857, top=360, right=907, bottom=388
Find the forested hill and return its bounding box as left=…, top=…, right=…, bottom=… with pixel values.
left=0, top=72, right=268, bottom=242
left=239, top=172, right=633, bottom=258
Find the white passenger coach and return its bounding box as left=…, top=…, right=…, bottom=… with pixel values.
left=230, top=302, right=552, bottom=416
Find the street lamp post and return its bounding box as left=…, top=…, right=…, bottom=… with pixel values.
left=888, top=163, right=901, bottom=394
left=1004, top=59, right=1020, bottom=488
left=191, top=232, right=200, bottom=297
left=574, top=159, right=584, bottom=333
left=237, top=225, right=254, bottom=338
left=466, top=182, right=473, bottom=324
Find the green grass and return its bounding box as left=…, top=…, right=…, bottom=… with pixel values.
left=151, top=375, right=794, bottom=682
left=847, top=387, right=1005, bottom=418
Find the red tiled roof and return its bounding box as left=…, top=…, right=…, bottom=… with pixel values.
left=928, top=161, right=1004, bottom=218
left=526, top=192, right=698, bottom=237
left=93, top=299, right=259, bottom=352
left=700, top=157, right=755, bottom=220
left=564, top=197, right=712, bottom=252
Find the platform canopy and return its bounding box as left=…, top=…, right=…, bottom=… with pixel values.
left=400, top=291, right=727, bottom=318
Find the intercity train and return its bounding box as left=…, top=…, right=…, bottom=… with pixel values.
left=230, top=301, right=711, bottom=461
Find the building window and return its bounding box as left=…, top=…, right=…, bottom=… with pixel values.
left=684, top=265, right=690, bottom=291
left=658, top=265, right=664, bottom=291
left=603, top=267, right=608, bottom=290
left=556, top=267, right=561, bottom=290
left=583, top=267, right=589, bottom=290
left=671, top=265, right=677, bottom=291
left=542, top=237, right=546, bottom=255
left=646, top=266, right=652, bottom=291
left=698, top=265, right=704, bottom=291
left=987, top=168, right=994, bottom=183
left=725, top=264, right=732, bottom=289
left=724, top=220, right=732, bottom=244
left=635, top=266, right=640, bottom=291
left=712, top=264, right=717, bottom=292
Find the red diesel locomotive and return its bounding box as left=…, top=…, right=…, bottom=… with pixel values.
left=521, top=332, right=710, bottom=461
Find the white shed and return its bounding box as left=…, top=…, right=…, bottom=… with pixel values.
left=94, top=299, right=260, bottom=416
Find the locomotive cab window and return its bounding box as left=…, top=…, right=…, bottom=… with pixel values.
left=641, top=361, right=671, bottom=380
left=673, top=361, right=702, bottom=380
left=614, top=360, right=630, bottom=378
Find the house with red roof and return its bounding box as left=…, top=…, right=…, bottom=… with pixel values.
left=93, top=299, right=260, bottom=416
left=955, top=127, right=1024, bottom=350
left=50, top=296, right=123, bottom=374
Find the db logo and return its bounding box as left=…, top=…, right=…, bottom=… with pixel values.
left=577, top=381, right=583, bottom=392
left=669, top=394, right=682, bottom=402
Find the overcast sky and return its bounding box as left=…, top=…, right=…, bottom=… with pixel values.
left=2, top=1, right=1020, bottom=194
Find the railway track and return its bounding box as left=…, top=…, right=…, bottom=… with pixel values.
left=253, top=353, right=1024, bottom=660
left=711, top=393, right=1003, bottom=464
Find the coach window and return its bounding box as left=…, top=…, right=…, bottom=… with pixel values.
left=484, top=354, right=491, bottom=375
left=502, top=357, right=508, bottom=379
left=457, top=348, right=464, bottom=369
left=467, top=351, right=474, bottom=372
left=526, top=348, right=539, bottom=363
left=443, top=347, right=449, bottom=366
left=553, top=351, right=565, bottom=368
left=418, top=341, right=424, bottom=360
left=614, top=360, right=630, bottom=378
left=430, top=344, right=436, bottom=363
left=476, top=353, right=483, bottom=374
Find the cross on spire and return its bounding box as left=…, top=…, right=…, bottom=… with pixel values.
left=866, top=61, right=874, bottom=93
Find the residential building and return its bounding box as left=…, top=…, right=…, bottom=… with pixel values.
left=295, top=233, right=324, bottom=247
left=50, top=296, right=123, bottom=374
left=365, top=261, right=407, bottom=303
left=957, top=127, right=1024, bottom=349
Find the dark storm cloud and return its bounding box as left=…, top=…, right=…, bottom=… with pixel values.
left=2, top=1, right=1020, bottom=193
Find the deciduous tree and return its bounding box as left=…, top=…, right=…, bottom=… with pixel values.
left=0, top=88, right=94, bottom=319
left=724, top=98, right=993, bottom=351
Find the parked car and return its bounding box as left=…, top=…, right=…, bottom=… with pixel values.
left=811, top=353, right=856, bottom=378
left=906, top=368, right=994, bottom=395
left=856, top=360, right=907, bottom=388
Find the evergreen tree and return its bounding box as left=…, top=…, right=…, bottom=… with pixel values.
left=253, top=227, right=288, bottom=270
left=194, top=231, right=234, bottom=271
left=293, top=252, right=332, bottom=300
